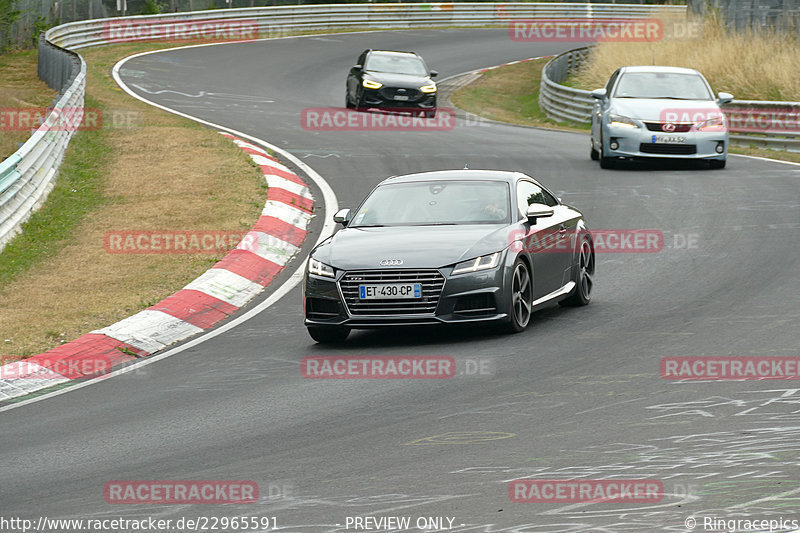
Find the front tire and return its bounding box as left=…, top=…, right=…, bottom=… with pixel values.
left=709, top=159, right=726, bottom=169
left=345, top=90, right=354, bottom=109
left=504, top=258, right=533, bottom=333
left=560, top=237, right=594, bottom=307
left=307, top=326, right=350, bottom=343
left=590, top=140, right=599, bottom=161
left=598, top=132, right=614, bottom=169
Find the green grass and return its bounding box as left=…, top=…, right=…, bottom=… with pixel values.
left=450, top=58, right=589, bottom=132
left=0, top=95, right=112, bottom=285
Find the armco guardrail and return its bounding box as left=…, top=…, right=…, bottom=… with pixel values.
left=539, top=46, right=593, bottom=123
left=47, top=3, right=687, bottom=50
left=1, top=3, right=688, bottom=252
left=540, top=47, right=800, bottom=153
left=0, top=36, right=85, bottom=252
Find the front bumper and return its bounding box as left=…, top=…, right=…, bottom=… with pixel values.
left=603, top=123, right=728, bottom=160
left=303, top=266, right=509, bottom=329
left=361, top=87, right=436, bottom=111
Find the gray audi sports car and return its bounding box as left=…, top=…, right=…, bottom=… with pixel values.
left=302, top=170, right=594, bottom=343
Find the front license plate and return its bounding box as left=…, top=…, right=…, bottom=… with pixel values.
left=394, top=95, right=410, bottom=101
left=359, top=284, right=422, bottom=300
left=652, top=135, right=686, bottom=144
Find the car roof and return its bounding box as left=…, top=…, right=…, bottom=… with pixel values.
left=368, top=50, right=420, bottom=58
left=379, top=169, right=535, bottom=186
left=619, top=65, right=702, bottom=76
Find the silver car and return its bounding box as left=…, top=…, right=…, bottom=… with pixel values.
left=590, top=66, right=733, bottom=169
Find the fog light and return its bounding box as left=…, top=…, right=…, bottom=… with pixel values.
left=715, top=142, right=724, bottom=154
left=609, top=140, right=619, bottom=150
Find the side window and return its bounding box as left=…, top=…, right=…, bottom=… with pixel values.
left=540, top=189, right=558, bottom=207
left=517, top=181, right=557, bottom=217
left=605, top=69, right=620, bottom=95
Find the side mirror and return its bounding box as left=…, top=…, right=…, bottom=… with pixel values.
left=429, top=70, right=439, bottom=78
left=591, top=88, right=607, bottom=100
left=333, top=208, right=351, bottom=226
left=352, top=64, right=362, bottom=70
left=717, top=92, right=733, bottom=105
left=525, top=203, right=554, bottom=223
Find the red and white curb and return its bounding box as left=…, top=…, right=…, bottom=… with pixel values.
left=0, top=133, right=313, bottom=401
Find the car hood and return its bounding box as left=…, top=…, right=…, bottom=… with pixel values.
left=364, top=71, right=433, bottom=89
left=610, top=98, right=722, bottom=122
left=314, top=225, right=513, bottom=271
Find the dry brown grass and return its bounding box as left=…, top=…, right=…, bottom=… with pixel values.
left=0, top=43, right=265, bottom=359
left=572, top=15, right=800, bottom=101
left=0, top=50, right=58, bottom=161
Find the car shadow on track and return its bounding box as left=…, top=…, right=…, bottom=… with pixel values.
left=305, top=307, right=571, bottom=350
left=604, top=158, right=722, bottom=171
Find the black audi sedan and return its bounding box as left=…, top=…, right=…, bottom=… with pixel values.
left=345, top=49, right=438, bottom=117
left=302, top=170, right=594, bottom=343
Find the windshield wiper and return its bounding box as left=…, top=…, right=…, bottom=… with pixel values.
left=409, top=222, right=458, bottom=226
left=352, top=224, right=388, bottom=228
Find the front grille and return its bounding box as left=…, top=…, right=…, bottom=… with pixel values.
left=639, top=143, right=697, bottom=155
left=644, top=122, right=693, bottom=132
left=379, top=87, right=423, bottom=102
left=339, top=270, right=445, bottom=316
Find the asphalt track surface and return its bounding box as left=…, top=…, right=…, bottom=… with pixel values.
left=2, top=29, right=800, bottom=532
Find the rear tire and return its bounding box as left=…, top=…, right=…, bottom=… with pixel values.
left=560, top=237, right=594, bottom=307
left=307, top=326, right=350, bottom=343
left=504, top=258, right=533, bottom=333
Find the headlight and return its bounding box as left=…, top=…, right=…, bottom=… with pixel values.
left=362, top=79, right=383, bottom=89
left=608, top=114, right=639, bottom=129
left=452, top=252, right=501, bottom=275
left=420, top=84, right=437, bottom=94
left=695, top=115, right=726, bottom=132
left=308, top=257, right=335, bottom=278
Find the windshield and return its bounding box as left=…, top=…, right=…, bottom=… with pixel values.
left=614, top=72, right=713, bottom=100
left=364, top=54, right=428, bottom=76
left=350, top=180, right=511, bottom=227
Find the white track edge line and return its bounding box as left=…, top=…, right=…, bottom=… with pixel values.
left=0, top=45, right=338, bottom=413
